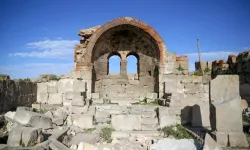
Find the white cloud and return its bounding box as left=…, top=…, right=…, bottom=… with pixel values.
left=0, top=63, right=74, bottom=79
left=182, top=51, right=239, bottom=71
left=9, top=39, right=78, bottom=59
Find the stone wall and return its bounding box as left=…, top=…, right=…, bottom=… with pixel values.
left=161, top=74, right=210, bottom=125
left=159, top=52, right=190, bottom=98
left=0, top=79, right=36, bottom=113
left=37, top=79, right=88, bottom=106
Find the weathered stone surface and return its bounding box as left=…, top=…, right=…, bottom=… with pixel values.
left=149, top=138, right=197, bottom=150
left=37, top=83, right=48, bottom=93
left=77, top=142, right=98, bottom=150
left=72, top=115, right=93, bottom=129
left=95, top=111, right=110, bottom=118
left=141, top=118, right=158, bottom=125
left=52, top=117, right=64, bottom=126
left=192, top=102, right=210, bottom=127
left=48, top=86, right=58, bottom=93
left=49, top=138, right=70, bottom=150
left=14, top=110, right=52, bottom=129
left=4, top=111, right=15, bottom=122
left=146, top=93, right=158, bottom=100
left=7, top=127, right=22, bottom=146
left=228, top=132, right=249, bottom=148
left=72, top=94, right=85, bottom=106
left=158, top=107, right=180, bottom=127
left=71, top=106, right=89, bottom=114
left=69, top=133, right=100, bottom=145
left=203, top=133, right=222, bottom=150
left=210, top=75, right=240, bottom=103
left=212, top=98, right=242, bottom=132
left=7, top=127, right=41, bottom=147
left=111, top=115, right=141, bottom=131
left=91, top=93, right=100, bottom=99
left=37, top=93, right=49, bottom=104
left=58, top=79, right=74, bottom=93
left=184, top=83, right=202, bottom=94
left=0, top=145, right=8, bottom=150
left=215, top=132, right=228, bottom=147
left=32, top=104, right=41, bottom=110
left=111, top=131, right=130, bottom=139
left=48, top=93, right=63, bottom=105
left=73, top=80, right=86, bottom=92
left=21, top=127, right=40, bottom=147
left=164, top=76, right=178, bottom=93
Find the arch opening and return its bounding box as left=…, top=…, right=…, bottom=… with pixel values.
left=107, top=52, right=121, bottom=74
left=126, top=52, right=139, bottom=74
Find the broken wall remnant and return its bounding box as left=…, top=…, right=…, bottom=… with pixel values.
left=0, top=78, right=37, bottom=113
left=37, top=79, right=87, bottom=106
left=210, top=75, right=249, bottom=148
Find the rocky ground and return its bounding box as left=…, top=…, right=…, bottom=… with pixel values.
left=0, top=104, right=249, bottom=150
left=0, top=104, right=206, bottom=150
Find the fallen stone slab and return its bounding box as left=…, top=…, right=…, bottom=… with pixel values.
left=32, top=140, right=50, bottom=150
left=16, top=106, right=33, bottom=112
left=21, top=127, right=41, bottom=147
left=0, top=145, right=7, bottom=150
left=7, top=127, right=42, bottom=147
left=149, top=138, right=197, bottom=150
left=52, top=117, right=64, bottom=126
left=4, top=111, right=16, bottom=122
left=14, top=110, right=52, bottom=129
left=72, top=115, right=93, bottom=129
left=77, top=142, right=98, bottom=150
left=49, top=138, right=70, bottom=150
left=48, top=127, right=69, bottom=140
left=68, top=133, right=100, bottom=146
left=7, top=127, right=22, bottom=146
left=53, top=107, right=68, bottom=120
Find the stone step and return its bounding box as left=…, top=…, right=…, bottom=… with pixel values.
left=112, top=130, right=163, bottom=139
left=166, top=102, right=182, bottom=108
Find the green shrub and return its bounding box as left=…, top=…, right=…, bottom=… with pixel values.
left=23, top=78, right=31, bottom=82
left=193, top=70, right=203, bottom=76
left=204, top=67, right=211, bottom=73
left=158, top=124, right=194, bottom=139
left=84, top=128, right=96, bottom=133
left=99, top=127, right=115, bottom=143
left=176, top=64, right=184, bottom=71
left=49, top=76, right=60, bottom=81
left=148, top=99, right=160, bottom=105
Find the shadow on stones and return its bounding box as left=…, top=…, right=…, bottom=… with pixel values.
left=181, top=106, right=192, bottom=126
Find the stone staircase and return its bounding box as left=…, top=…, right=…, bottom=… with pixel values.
left=91, top=104, right=162, bottom=139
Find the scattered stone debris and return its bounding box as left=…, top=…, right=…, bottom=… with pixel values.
left=1, top=17, right=250, bottom=150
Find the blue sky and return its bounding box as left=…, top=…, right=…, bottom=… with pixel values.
left=0, top=0, right=249, bottom=78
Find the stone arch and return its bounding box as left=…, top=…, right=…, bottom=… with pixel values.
left=83, top=17, right=167, bottom=66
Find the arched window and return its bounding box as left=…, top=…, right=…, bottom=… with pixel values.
left=126, top=53, right=139, bottom=74
left=107, top=52, right=121, bottom=74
